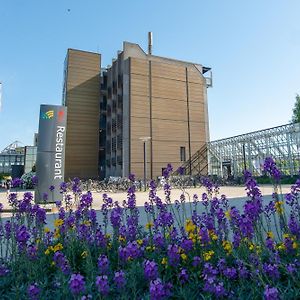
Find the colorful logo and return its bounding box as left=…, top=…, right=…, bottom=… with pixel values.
left=41, top=110, right=54, bottom=120
left=58, top=110, right=64, bottom=122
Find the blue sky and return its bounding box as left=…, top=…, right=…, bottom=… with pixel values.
left=0, top=0, right=299, bottom=151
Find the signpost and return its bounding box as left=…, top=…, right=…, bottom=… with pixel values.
left=35, top=104, right=67, bottom=203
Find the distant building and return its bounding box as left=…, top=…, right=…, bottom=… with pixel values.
left=0, top=141, right=37, bottom=176
left=63, top=41, right=211, bottom=179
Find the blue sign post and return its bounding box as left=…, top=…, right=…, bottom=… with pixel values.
left=35, top=104, right=67, bottom=203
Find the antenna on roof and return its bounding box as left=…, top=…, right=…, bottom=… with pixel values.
left=148, top=32, right=153, bottom=55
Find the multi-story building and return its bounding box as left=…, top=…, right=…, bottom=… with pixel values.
left=63, top=41, right=211, bottom=180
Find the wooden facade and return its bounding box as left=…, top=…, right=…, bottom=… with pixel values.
left=64, top=49, right=101, bottom=179
left=129, top=54, right=208, bottom=179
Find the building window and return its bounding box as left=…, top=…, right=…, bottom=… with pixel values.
left=180, top=147, right=186, bottom=162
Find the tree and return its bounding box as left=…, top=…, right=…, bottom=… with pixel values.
left=291, top=94, right=300, bottom=123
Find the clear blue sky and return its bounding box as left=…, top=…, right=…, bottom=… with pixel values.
left=0, top=0, right=299, bottom=151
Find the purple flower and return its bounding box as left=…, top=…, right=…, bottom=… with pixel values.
left=263, top=157, right=281, bottom=182
left=35, top=206, right=46, bottom=224
left=53, top=251, right=71, bottom=275
left=69, top=273, right=85, bottom=295
left=181, top=238, right=193, bottom=252
left=153, top=233, right=164, bottom=248
left=96, top=275, right=109, bottom=296
left=8, top=192, right=18, bottom=207
left=149, top=278, right=172, bottom=300
left=27, top=283, right=40, bottom=300
left=144, top=260, right=158, bottom=280
left=167, top=244, right=180, bottom=267
left=223, top=267, right=237, bottom=280
left=264, top=285, right=279, bottom=300
left=162, top=164, right=173, bottom=179
left=178, top=268, right=189, bottom=284
left=12, top=178, right=23, bottom=188
left=110, top=206, right=122, bottom=227
left=16, top=225, right=30, bottom=248
left=114, top=270, right=126, bottom=289
left=27, top=245, right=38, bottom=260
left=128, top=173, right=135, bottom=182
left=97, top=255, right=109, bottom=275
left=215, top=282, right=226, bottom=297
left=49, top=185, right=55, bottom=192
left=80, top=192, right=93, bottom=209
left=263, top=263, right=280, bottom=280
left=31, top=175, right=38, bottom=186
left=60, top=181, right=68, bottom=193
left=177, top=166, right=185, bottom=175
left=192, top=256, right=201, bottom=267
left=0, top=264, right=9, bottom=276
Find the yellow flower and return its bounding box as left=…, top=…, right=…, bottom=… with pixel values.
left=275, top=201, right=284, bottom=214
left=54, top=219, right=64, bottom=227
left=146, top=246, right=155, bottom=252
left=145, top=222, right=153, bottom=230
left=53, top=243, right=63, bottom=252
left=181, top=253, right=187, bottom=261
left=222, top=240, right=232, bottom=254
left=276, top=242, right=286, bottom=251
left=54, top=228, right=60, bottom=239
left=137, top=239, right=143, bottom=246
left=83, top=220, right=91, bottom=226
left=51, top=261, right=56, bottom=266
left=45, top=248, right=51, bottom=255
left=44, top=227, right=50, bottom=233
left=81, top=251, right=88, bottom=258
left=161, top=257, right=167, bottom=265
left=105, top=234, right=111, bottom=240
left=256, top=245, right=262, bottom=254
left=283, top=233, right=290, bottom=239
left=293, top=242, right=298, bottom=249
left=36, top=239, right=41, bottom=244
left=208, top=230, right=218, bottom=242
left=225, top=210, right=231, bottom=220
left=267, top=232, right=274, bottom=239
left=249, top=243, right=255, bottom=251
left=107, top=242, right=112, bottom=250
left=185, top=219, right=196, bottom=234
left=203, top=250, right=214, bottom=261
left=118, top=235, right=126, bottom=243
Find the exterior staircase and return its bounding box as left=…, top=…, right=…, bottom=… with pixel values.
left=173, top=143, right=208, bottom=176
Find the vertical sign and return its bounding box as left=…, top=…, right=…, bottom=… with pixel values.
left=35, top=104, right=67, bottom=203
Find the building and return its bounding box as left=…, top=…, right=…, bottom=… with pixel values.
left=63, top=40, right=211, bottom=180
left=0, top=141, right=25, bottom=174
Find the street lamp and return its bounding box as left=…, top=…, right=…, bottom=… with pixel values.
left=139, top=136, right=151, bottom=191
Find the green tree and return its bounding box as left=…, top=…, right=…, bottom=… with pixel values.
left=291, top=94, right=300, bottom=123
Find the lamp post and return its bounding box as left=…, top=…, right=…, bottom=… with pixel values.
left=139, top=137, right=151, bottom=191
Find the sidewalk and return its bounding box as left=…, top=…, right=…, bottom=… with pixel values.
left=0, top=184, right=291, bottom=215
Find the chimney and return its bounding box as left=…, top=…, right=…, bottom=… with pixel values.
left=148, top=32, right=153, bottom=55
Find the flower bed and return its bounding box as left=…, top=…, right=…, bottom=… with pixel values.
left=0, top=158, right=299, bottom=299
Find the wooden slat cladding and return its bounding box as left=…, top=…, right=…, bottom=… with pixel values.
left=131, top=95, right=150, bottom=118
left=130, top=74, right=149, bottom=96
left=130, top=58, right=149, bottom=76
left=152, top=61, right=186, bottom=81
left=64, top=49, right=100, bottom=179
left=128, top=55, right=208, bottom=178
left=187, top=66, right=204, bottom=84
left=152, top=98, right=187, bottom=121
left=152, top=119, right=188, bottom=141
left=152, top=77, right=186, bottom=100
